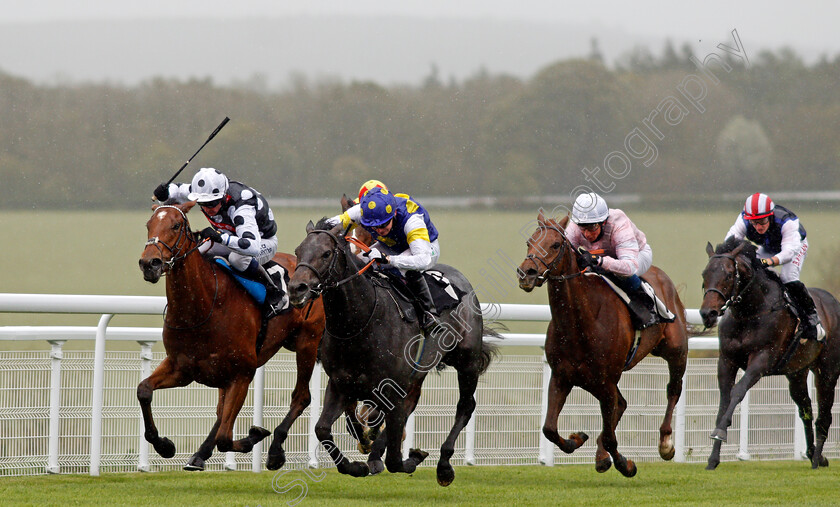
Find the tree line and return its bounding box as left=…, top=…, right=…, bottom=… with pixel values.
left=1, top=44, right=838, bottom=209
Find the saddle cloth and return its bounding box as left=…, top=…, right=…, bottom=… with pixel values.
left=213, top=258, right=291, bottom=315
left=373, top=269, right=465, bottom=323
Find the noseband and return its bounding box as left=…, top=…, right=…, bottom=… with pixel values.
left=522, top=224, right=584, bottom=284
left=295, top=229, right=374, bottom=296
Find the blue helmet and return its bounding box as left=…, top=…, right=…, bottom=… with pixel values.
left=359, top=187, right=396, bottom=228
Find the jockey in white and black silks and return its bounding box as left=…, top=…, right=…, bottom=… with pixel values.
left=328, top=186, right=442, bottom=335
left=725, top=192, right=825, bottom=342
left=154, top=167, right=283, bottom=315
left=565, top=192, right=658, bottom=329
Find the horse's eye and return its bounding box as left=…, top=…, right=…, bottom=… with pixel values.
left=172, top=223, right=180, bottom=230
left=322, top=250, right=332, bottom=259
left=551, top=242, right=561, bottom=250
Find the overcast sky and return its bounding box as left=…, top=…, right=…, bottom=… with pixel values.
left=3, top=0, right=837, bottom=54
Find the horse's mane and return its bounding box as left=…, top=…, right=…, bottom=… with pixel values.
left=313, top=217, right=333, bottom=231
left=714, top=238, right=783, bottom=285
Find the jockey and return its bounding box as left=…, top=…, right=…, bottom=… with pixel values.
left=354, top=179, right=388, bottom=204
left=725, top=192, right=825, bottom=342
left=154, top=167, right=284, bottom=316
left=566, top=192, right=658, bottom=329
left=328, top=186, right=442, bottom=335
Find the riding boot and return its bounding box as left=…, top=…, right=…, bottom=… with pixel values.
left=785, top=281, right=825, bottom=342
left=405, top=270, right=442, bottom=335
left=616, top=274, right=657, bottom=330
left=243, top=258, right=284, bottom=317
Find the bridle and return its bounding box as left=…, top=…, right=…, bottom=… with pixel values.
left=522, top=223, right=585, bottom=285
left=144, top=205, right=208, bottom=273
left=145, top=205, right=219, bottom=330
left=703, top=252, right=757, bottom=313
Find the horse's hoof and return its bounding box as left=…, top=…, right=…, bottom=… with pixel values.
left=659, top=442, right=676, bottom=461
left=710, top=428, right=727, bottom=442
left=155, top=437, right=176, bottom=459
left=409, top=448, right=429, bottom=466
left=706, top=461, right=719, bottom=471
left=249, top=426, right=272, bottom=443
left=266, top=450, right=286, bottom=471
left=357, top=442, right=372, bottom=454
left=559, top=432, right=588, bottom=454
left=616, top=457, right=637, bottom=478
left=436, top=463, right=455, bottom=487
left=368, top=459, right=385, bottom=475
left=595, top=457, right=612, bottom=473
left=345, top=461, right=370, bottom=478
left=811, top=455, right=829, bottom=469
left=184, top=455, right=205, bottom=471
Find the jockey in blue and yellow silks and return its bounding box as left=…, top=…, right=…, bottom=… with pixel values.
left=328, top=186, right=442, bottom=334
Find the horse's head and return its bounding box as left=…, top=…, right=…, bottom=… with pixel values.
left=518, top=212, right=578, bottom=292
left=340, top=193, right=374, bottom=251
left=699, top=238, right=755, bottom=327
left=139, top=202, right=198, bottom=283
left=289, top=218, right=351, bottom=307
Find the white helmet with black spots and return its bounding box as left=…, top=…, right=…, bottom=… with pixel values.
left=571, top=192, right=610, bottom=224
left=188, top=167, right=229, bottom=203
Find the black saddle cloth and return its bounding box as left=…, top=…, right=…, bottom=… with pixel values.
left=373, top=269, right=466, bottom=319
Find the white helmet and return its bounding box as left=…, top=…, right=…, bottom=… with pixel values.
left=571, top=192, right=609, bottom=224
left=188, top=167, right=229, bottom=203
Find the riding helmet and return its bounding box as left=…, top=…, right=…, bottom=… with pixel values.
left=359, top=187, right=397, bottom=228
left=355, top=179, right=388, bottom=204
left=743, top=192, right=775, bottom=220
left=188, top=168, right=229, bottom=203
left=571, top=192, right=610, bottom=224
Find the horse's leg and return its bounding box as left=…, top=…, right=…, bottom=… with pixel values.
left=314, top=380, right=370, bottom=477
left=344, top=402, right=371, bottom=453
left=542, top=370, right=588, bottom=454
left=658, top=346, right=687, bottom=461
left=137, top=357, right=192, bottom=459
left=382, top=398, right=428, bottom=475
left=596, top=384, right=635, bottom=477
left=786, top=369, right=817, bottom=466
left=436, top=370, right=478, bottom=487
left=266, top=338, right=317, bottom=470
left=214, top=375, right=259, bottom=453
left=812, top=374, right=836, bottom=468
left=184, top=389, right=225, bottom=471
left=706, top=355, right=738, bottom=470
left=366, top=424, right=388, bottom=476
left=594, top=386, right=627, bottom=473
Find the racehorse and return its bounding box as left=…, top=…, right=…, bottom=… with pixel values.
left=138, top=201, right=326, bottom=471
left=518, top=212, right=689, bottom=477
left=288, top=218, right=498, bottom=486
left=699, top=238, right=840, bottom=470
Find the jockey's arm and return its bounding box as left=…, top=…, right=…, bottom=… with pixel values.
left=327, top=204, right=362, bottom=229
left=600, top=238, right=640, bottom=277
left=776, top=219, right=803, bottom=265
left=388, top=215, right=435, bottom=271
left=219, top=205, right=262, bottom=257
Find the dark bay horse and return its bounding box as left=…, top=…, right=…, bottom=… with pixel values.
left=700, top=238, right=840, bottom=470
left=138, top=201, right=326, bottom=471
left=288, top=219, right=498, bottom=486
left=518, top=212, right=688, bottom=477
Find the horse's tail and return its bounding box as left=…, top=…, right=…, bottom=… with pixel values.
left=477, top=323, right=505, bottom=376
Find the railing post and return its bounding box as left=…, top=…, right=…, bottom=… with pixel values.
left=308, top=362, right=322, bottom=468
left=45, top=339, right=66, bottom=474
left=137, top=341, right=155, bottom=472
left=673, top=370, right=687, bottom=463
left=539, top=360, right=553, bottom=466
left=793, top=372, right=815, bottom=460
left=737, top=389, right=751, bottom=460
left=252, top=365, right=266, bottom=473
left=403, top=413, right=416, bottom=461
left=90, top=313, right=113, bottom=476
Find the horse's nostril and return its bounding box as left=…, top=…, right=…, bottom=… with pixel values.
left=292, top=283, right=308, bottom=294
left=150, top=258, right=162, bottom=268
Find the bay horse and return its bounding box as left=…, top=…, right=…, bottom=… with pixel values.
left=138, top=201, right=326, bottom=471
left=700, top=238, right=840, bottom=470
left=517, top=212, right=688, bottom=477
left=288, top=218, right=498, bottom=486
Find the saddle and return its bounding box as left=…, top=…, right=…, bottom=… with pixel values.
left=586, top=271, right=676, bottom=329
left=213, top=258, right=291, bottom=317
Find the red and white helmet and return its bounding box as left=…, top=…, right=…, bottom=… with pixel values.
left=743, top=192, right=775, bottom=220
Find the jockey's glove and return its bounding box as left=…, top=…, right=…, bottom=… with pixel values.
left=760, top=258, right=774, bottom=267
left=198, top=226, right=224, bottom=243
left=577, top=247, right=602, bottom=269
left=154, top=183, right=170, bottom=201
left=365, top=248, right=389, bottom=264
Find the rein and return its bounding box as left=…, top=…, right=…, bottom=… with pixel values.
left=703, top=253, right=758, bottom=314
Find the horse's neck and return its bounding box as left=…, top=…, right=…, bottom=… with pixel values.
left=166, top=250, right=219, bottom=317
left=733, top=270, right=779, bottom=314
left=322, top=256, right=378, bottom=337
left=547, top=277, right=600, bottom=324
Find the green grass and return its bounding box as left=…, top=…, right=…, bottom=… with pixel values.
left=1, top=461, right=838, bottom=506
left=4, top=206, right=840, bottom=347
